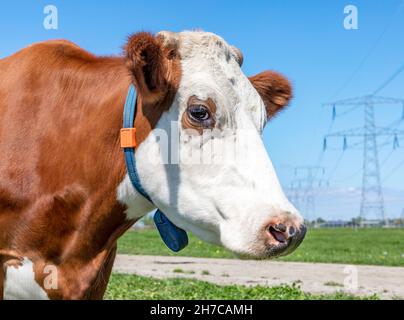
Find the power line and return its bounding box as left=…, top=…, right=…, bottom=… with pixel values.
left=330, top=4, right=402, bottom=100
left=289, top=166, right=328, bottom=222
left=382, top=158, right=404, bottom=183
left=326, top=151, right=345, bottom=180
left=323, top=95, right=404, bottom=225
left=379, top=117, right=404, bottom=150
left=333, top=167, right=362, bottom=183
left=380, top=149, right=395, bottom=168
left=373, top=63, right=404, bottom=95
left=334, top=105, right=361, bottom=118
left=307, top=4, right=404, bottom=222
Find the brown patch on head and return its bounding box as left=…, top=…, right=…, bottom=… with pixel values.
left=125, top=31, right=182, bottom=144
left=182, top=96, right=217, bottom=134
left=248, top=71, right=292, bottom=120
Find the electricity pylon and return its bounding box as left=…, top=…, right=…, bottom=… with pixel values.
left=323, top=95, right=404, bottom=226
left=289, top=166, right=328, bottom=223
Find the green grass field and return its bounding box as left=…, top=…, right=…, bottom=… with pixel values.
left=118, top=227, right=404, bottom=266
left=105, top=274, right=378, bottom=300
left=110, top=227, right=403, bottom=300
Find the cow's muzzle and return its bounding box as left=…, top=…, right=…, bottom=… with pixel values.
left=265, top=222, right=307, bottom=258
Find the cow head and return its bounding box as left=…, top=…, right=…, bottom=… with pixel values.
left=122, top=31, right=306, bottom=259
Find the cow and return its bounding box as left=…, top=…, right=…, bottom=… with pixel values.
left=0, top=30, right=306, bottom=300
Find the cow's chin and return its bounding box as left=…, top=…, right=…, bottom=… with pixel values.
left=216, top=222, right=305, bottom=260
left=219, top=240, right=272, bottom=260
left=219, top=240, right=299, bottom=260
left=183, top=223, right=271, bottom=260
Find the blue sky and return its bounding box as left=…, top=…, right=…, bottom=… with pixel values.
left=1, top=0, right=403, bottom=219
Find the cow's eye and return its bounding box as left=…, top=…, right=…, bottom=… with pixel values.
left=188, top=104, right=211, bottom=122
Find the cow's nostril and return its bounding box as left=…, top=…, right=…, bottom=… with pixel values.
left=289, top=226, right=296, bottom=237
left=268, top=226, right=287, bottom=243
left=274, top=223, right=287, bottom=233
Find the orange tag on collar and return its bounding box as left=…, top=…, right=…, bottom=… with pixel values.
left=120, top=128, right=137, bottom=148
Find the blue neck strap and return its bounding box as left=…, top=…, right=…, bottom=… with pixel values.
left=121, top=84, right=188, bottom=252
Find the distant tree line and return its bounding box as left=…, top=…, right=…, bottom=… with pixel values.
left=306, top=216, right=404, bottom=228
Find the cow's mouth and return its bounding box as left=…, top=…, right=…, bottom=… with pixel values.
left=268, top=226, right=287, bottom=243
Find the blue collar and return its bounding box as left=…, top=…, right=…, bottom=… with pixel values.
left=121, top=84, right=188, bottom=252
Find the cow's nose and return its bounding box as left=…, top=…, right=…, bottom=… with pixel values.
left=265, top=221, right=306, bottom=257
left=267, top=223, right=299, bottom=242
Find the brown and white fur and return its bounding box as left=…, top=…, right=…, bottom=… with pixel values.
left=0, top=30, right=305, bottom=299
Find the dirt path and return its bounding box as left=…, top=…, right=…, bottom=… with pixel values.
left=113, top=254, right=404, bottom=299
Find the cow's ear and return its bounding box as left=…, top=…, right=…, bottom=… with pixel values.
left=125, top=32, right=178, bottom=104
left=249, top=71, right=292, bottom=119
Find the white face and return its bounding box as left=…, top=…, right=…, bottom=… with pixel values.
left=132, top=31, right=305, bottom=258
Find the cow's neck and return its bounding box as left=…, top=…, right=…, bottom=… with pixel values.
left=41, top=56, right=165, bottom=298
